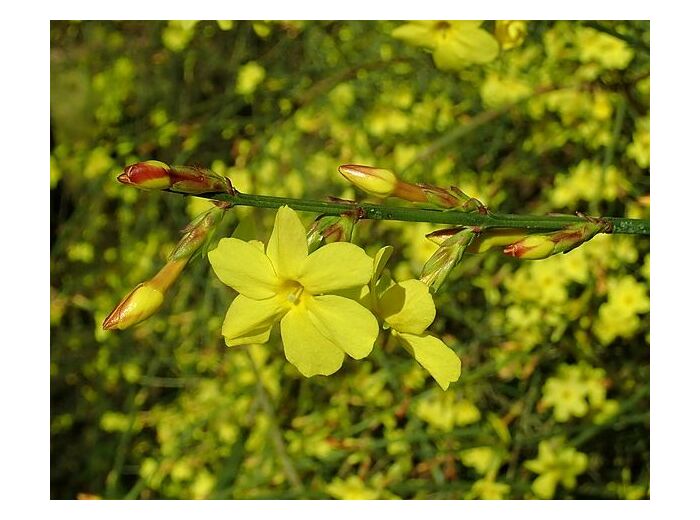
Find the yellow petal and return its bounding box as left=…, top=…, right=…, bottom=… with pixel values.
left=372, top=246, right=394, bottom=288
left=221, top=294, right=285, bottom=347
left=306, top=295, right=378, bottom=359
left=280, top=306, right=344, bottom=377
left=379, top=279, right=435, bottom=334
left=208, top=237, right=279, bottom=299
left=392, top=21, right=438, bottom=48
left=266, top=206, right=308, bottom=279
left=433, top=26, right=499, bottom=70
left=298, top=242, right=372, bottom=294
left=397, top=332, right=461, bottom=390
left=225, top=328, right=272, bottom=347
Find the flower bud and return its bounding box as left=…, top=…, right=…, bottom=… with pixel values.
left=117, top=160, right=171, bottom=190
left=503, top=235, right=556, bottom=260
left=167, top=165, right=232, bottom=194
left=102, top=283, right=165, bottom=330
left=465, top=228, right=528, bottom=254
left=550, top=220, right=609, bottom=255
left=103, top=205, right=228, bottom=331
left=420, top=227, right=475, bottom=292
left=102, top=258, right=187, bottom=330
left=338, top=164, right=398, bottom=197
left=306, top=213, right=357, bottom=253
left=168, top=207, right=225, bottom=261
left=118, top=161, right=233, bottom=195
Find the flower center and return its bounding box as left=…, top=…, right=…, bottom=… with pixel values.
left=281, top=280, right=305, bottom=305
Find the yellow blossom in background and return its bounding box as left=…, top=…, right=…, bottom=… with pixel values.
left=576, top=26, right=634, bottom=70
left=550, top=160, right=630, bottom=208
left=415, top=392, right=480, bottom=431
left=468, top=478, right=511, bottom=500
left=627, top=116, right=650, bottom=168
left=525, top=438, right=588, bottom=499
left=162, top=20, right=198, bottom=53
left=236, top=61, right=266, bottom=96
left=460, top=446, right=501, bottom=475
left=208, top=206, right=378, bottom=377
left=494, top=20, right=527, bottom=50
left=593, top=275, right=649, bottom=345
left=480, top=73, right=533, bottom=108
left=392, top=21, right=499, bottom=71
left=541, top=363, right=611, bottom=422
left=326, top=476, right=380, bottom=500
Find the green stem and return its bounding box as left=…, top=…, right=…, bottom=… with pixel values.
left=198, top=191, right=650, bottom=235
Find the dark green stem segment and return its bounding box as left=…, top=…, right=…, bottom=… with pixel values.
left=198, top=191, right=650, bottom=235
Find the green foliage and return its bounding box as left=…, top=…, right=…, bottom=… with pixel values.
left=50, top=20, right=649, bottom=500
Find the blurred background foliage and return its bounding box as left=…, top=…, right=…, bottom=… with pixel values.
left=50, top=20, right=649, bottom=499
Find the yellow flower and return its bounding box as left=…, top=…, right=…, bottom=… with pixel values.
left=469, top=478, right=510, bottom=500
left=326, top=476, right=380, bottom=500
left=208, top=206, right=378, bottom=377
left=524, top=438, right=588, bottom=499
left=392, top=21, right=499, bottom=71
left=494, top=20, right=527, bottom=50
left=365, top=247, right=461, bottom=390
left=576, top=27, right=634, bottom=70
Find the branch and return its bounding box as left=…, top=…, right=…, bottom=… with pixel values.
left=196, top=190, right=649, bottom=235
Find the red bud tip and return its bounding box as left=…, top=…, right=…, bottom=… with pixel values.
left=117, top=161, right=171, bottom=190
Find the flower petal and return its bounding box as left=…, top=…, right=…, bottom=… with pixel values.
left=266, top=206, right=308, bottom=279
left=397, top=332, right=461, bottom=390
left=306, top=295, right=378, bottom=359
left=208, top=237, right=279, bottom=299
left=379, top=279, right=435, bottom=334
left=433, top=25, right=499, bottom=70
left=221, top=294, right=285, bottom=347
left=372, top=246, right=394, bottom=288
left=298, top=242, right=373, bottom=294
left=280, top=306, right=345, bottom=377
left=392, top=21, right=438, bottom=48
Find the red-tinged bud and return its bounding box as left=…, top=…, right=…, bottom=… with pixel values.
left=550, top=219, right=610, bottom=255
left=167, top=165, right=232, bottom=194
left=104, top=206, right=229, bottom=331
left=306, top=213, right=358, bottom=253
left=118, top=160, right=171, bottom=190
left=503, top=235, right=555, bottom=259
left=118, top=161, right=233, bottom=195
left=465, top=228, right=528, bottom=254
left=338, top=164, right=398, bottom=197
left=102, top=259, right=186, bottom=330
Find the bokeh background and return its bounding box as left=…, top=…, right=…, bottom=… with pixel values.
left=50, top=20, right=650, bottom=499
